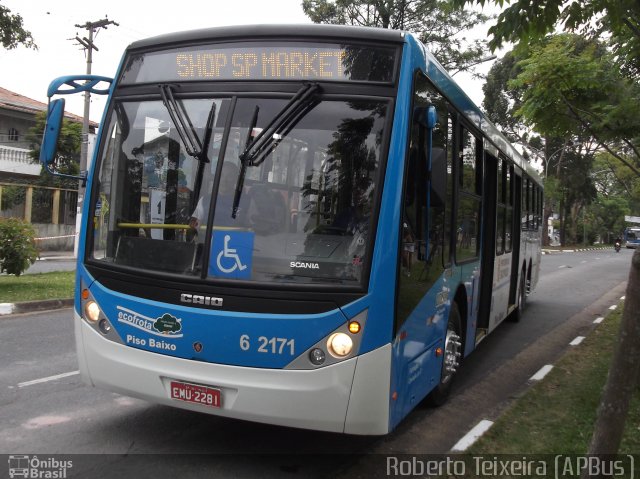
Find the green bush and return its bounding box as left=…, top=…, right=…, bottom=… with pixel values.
left=0, top=218, right=38, bottom=276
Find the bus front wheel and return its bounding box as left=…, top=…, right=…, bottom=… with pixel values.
left=426, top=302, right=462, bottom=407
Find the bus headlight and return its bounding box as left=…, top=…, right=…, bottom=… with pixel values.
left=84, top=300, right=101, bottom=323
left=327, top=333, right=353, bottom=357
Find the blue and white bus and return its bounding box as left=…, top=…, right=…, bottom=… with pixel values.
left=40, top=25, right=543, bottom=434
left=624, top=226, right=640, bottom=248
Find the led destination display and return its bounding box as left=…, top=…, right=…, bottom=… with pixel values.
left=121, top=43, right=397, bottom=84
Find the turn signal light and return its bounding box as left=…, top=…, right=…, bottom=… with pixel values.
left=348, top=321, right=361, bottom=334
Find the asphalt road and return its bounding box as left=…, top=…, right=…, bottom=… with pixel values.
left=0, top=248, right=633, bottom=478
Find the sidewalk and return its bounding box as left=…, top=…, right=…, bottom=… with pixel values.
left=38, top=250, right=76, bottom=261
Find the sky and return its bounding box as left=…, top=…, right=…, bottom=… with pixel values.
left=1, top=0, right=496, bottom=123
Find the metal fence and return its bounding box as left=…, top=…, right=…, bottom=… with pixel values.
left=0, top=183, right=78, bottom=225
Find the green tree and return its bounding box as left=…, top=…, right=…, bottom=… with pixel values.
left=510, top=34, right=640, bottom=179
left=0, top=3, right=35, bottom=50
left=302, top=0, right=493, bottom=74
left=452, top=0, right=639, bottom=78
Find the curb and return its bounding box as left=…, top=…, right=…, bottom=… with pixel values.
left=542, top=247, right=615, bottom=254
left=0, top=298, right=74, bottom=316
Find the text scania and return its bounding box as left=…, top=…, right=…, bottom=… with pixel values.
left=126, top=334, right=177, bottom=351
left=290, top=261, right=320, bottom=269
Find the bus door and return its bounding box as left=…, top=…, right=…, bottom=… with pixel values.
left=508, top=173, right=522, bottom=306
left=476, top=152, right=498, bottom=340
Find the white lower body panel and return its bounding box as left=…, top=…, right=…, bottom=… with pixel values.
left=75, top=312, right=391, bottom=434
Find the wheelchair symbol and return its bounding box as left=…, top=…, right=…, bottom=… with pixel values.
left=216, top=234, right=247, bottom=274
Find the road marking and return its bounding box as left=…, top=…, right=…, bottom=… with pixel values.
left=570, top=336, right=585, bottom=346
left=609, top=305, right=618, bottom=311
left=530, top=365, right=554, bottom=381
left=451, top=419, right=494, bottom=452
left=558, top=265, right=572, bottom=269
left=581, top=260, right=587, bottom=264
left=18, top=370, right=80, bottom=388
left=594, top=317, right=605, bottom=324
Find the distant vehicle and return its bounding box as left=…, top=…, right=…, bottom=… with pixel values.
left=38, top=24, right=543, bottom=434
left=623, top=227, right=640, bottom=249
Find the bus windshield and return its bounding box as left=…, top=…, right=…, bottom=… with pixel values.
left=90, top=93, right=388, bottom=286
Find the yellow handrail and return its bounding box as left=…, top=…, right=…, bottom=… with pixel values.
left=116, top=223, right=247, bottom=232
left=117, top=223, right=189, bottom=230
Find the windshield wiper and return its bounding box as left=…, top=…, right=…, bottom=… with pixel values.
left=231, top=82, right=321, bottom=218
left=159, top=84, right=216, bottom=209
left=192, top=101, right=217, bottom=210
left=160, top=84, right=206, bottom=159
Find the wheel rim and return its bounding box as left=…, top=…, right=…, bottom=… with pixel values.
left=442, top=326, right=462, bottom=384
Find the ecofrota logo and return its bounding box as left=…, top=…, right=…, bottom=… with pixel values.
left=8, top=455, right=73, bottom=478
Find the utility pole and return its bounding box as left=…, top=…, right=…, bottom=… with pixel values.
left=72, top=18, right=118, bottom=257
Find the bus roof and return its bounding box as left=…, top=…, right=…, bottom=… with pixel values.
left=127, top=24, right=405, bottom=51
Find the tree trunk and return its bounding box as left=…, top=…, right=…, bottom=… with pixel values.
left=583, top=249, right=640, bottom=479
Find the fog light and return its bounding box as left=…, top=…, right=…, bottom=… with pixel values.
left=98, top=318, right=111, bottom=334
left=309, top=348, right=326, bottom=365
left=327, top=333, right=353, bottom=358
left=85, top=300, right=100, bottom=322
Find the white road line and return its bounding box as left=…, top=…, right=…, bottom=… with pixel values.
left=594, top=317, right=605, bottom=324
left=609, top=305, right=618, bottom=311
left=18, top=371, right=80, bottom=388
left=530, top=365, right=554, bottom=382
left=451, top=419, right=494, bottom=452
left=569, top=336, right=585, bottom=346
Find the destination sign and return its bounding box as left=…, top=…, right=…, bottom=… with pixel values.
left=120, top=43, right=397, bottom=84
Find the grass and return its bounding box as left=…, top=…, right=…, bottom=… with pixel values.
left=0, top=271, right=75, bottom=303
left=468, top=304, right=640, bottom=455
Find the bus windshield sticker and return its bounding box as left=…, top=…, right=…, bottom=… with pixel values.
left=209, top=231, right=254, bottom=279
left=121, top=43, right=397, bottom=84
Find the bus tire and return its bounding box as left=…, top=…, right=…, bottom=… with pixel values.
left=510, top=272, right=527, bottom=323
left=426, top=302, right=462, bottom=407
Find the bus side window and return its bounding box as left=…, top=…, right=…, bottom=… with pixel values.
left=455, top=126, right=481, bottom=262
left=396, top=72, right=449, bottom=331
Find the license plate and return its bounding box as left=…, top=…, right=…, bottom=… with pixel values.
left=170, top=381, right=221, bottom=408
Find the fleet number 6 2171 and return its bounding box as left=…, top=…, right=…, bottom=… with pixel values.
left=239, top=334, right=295, bottom=355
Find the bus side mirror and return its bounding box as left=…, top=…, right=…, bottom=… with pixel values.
left=39, top=98, right=87, bottom=184
left=425, top=105, right=437, bottom=129
left=40, top=98, right=65, bottom=166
